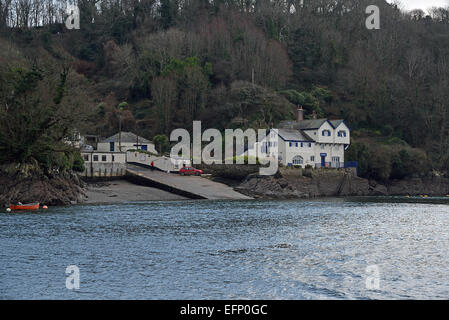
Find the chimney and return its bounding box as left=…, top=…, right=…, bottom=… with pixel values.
left=296, top=106, right=304, bottom=122
left=312, top=110, right=317, bottom=120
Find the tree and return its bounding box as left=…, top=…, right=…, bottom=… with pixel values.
left=153, top=134, right=169, bottom=154
left=0, top=65, right=92, bottom=172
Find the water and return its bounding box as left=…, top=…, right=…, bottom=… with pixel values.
left=1, top=197, right=448, bottom=300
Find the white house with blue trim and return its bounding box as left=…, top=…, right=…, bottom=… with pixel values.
left=97, top=131, right=158, bottom=154
left=253, top=108, right=350, bottom=168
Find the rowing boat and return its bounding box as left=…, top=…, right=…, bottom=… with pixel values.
left=9, top=203, right=40, bottom=210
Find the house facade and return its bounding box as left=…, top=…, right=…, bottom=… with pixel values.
left=253, top=108, right=350, bottom=168
left=97, top=132, right=158, bottom=154
left=80, top=151, right=127, bottom=178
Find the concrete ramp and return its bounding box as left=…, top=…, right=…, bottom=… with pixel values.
left=126, top=164, right=252, bottom=200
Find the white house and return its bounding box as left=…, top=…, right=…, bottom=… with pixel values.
left=97, top=131, right=158, bottom=154
left=80, top=151, right=127, bottom=177
left=251, top=107, right=350, bottom=168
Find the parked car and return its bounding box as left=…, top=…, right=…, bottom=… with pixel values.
left=179, top=167, right=203, bottom=176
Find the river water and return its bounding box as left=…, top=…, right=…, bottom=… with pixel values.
left=1, top=197, right=448, bottom=300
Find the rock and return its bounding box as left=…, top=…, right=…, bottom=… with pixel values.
left=236, top=169, right=449, bottom=199
left=0, top=172, right=87, bottom=207
left=387, top=177, right=449, bottom=196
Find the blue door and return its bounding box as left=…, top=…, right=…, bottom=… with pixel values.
left=320, top=153, right=327, bottom=167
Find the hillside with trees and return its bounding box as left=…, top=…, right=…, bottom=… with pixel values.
left=0, top=0, right=448, bottom=182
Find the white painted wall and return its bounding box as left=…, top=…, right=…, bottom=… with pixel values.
left=314, top=143, right=345, bottom=168
left=284, top=141, right=315, bottom=166
left=81, top=151, right=126, bottom=163
left=236, top=123, right=350, bottom=168
left=126, top=151, right=191, bottom=172
left=97, top=141, right=157, bottom=154
left=316, top=121, right=335, bottom=144
left=80, top=151, right=127, bottom=177
left=334, top=123, right=350, bottom=145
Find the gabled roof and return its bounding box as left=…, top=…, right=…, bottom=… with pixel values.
left=274, top=129, right=315, bottom=142
left=329, top=120, right=343, bottom=128
left=330, top=120, right=351, bottom=131
left=280, top=118, right=347, bottom=130
left=100, top=132, right=152, bottom=144
left=279, top=119, right=327, bottom=130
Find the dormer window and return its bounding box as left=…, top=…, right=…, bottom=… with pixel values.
left=338, top=131, right=347, bottom=137
left=322, top=130, right=331, bottom=137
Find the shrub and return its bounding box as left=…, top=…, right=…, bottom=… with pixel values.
left=72, top=152, right=86, bottom=172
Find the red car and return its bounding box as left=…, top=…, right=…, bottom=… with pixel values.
left=179, top=167, right=203, bottom=176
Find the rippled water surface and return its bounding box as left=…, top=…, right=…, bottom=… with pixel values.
left=1, top=197, right=449, bottom=299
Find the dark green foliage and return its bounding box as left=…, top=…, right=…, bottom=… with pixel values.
left=72, top=152, right=86, bottom=172
left=280, top=87, right=331, bottom=118
left=153, top=134, right=170, bottom=154
left=347, top=141, right=432, bottom=181
left=2, top=0, right=449, bottom=180
left=0, top=66, right=88, bottom=173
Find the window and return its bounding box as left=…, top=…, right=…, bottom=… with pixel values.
left=93, top=155, right=99, bottom=161
left=292, top=155, right=304, bottom=165
left=308, top=143, right=312, bottom=147
left=261, top=142, right=268, bottom=153
left=295, top=142, right=298, bottom=147
left=83, top=154, right=89, bottom=161
left=322, top=130, right=331, bottom=136
left=332, top=157, right=340, bottom=162
left=289, top=142, right=293, bottom=147
left=112, top=155, right=115, bottom=162
left=300, top=142, right=304, bottom=148
left=102, top=155, right=107, bottom=162
left=110, top=142, right=114, bottom=152
left=338, top=131, right=347, bottom=137
left=311, top=156, right=315, bottom=162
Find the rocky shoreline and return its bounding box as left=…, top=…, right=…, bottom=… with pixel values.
left=234, top=168, right=449, bottom=199
left=2, top=164, right=448, bottom=207
left=0, top=172, right=86, bottom=207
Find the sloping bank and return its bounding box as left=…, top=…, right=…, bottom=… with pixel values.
left=202, top=166, right=449, bottom=199
left=0, top=164, right=86, bottom=207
